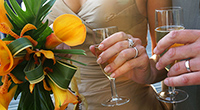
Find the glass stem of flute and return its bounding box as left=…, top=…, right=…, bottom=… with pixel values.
left=109, top=78, right=119, bottom=99
left=168, top=60, right=177, bottom=100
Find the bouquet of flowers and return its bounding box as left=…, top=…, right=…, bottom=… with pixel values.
left=0, top=0, right=86, bottom=110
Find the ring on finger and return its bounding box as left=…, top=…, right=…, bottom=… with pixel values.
left=128, top=38, right=134, bottom=48
left=185, top=60, right=191, bottom=72
left=133, top=47, right=138, bottom=58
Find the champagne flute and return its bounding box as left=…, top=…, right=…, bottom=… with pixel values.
left=155, top=7, right=189, bottom=104
left=93, top=26, right=130, bottom=107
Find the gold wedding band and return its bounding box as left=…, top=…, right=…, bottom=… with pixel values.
left=185, top=60, right=191, bottom=72
left=133, top=47, right=138, bottom=58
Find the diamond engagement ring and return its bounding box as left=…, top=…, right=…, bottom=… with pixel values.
left=128, top=38, right=134, bottom=48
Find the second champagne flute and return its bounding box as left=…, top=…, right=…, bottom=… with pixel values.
left=93, top=26, right=130, bottom=107
left=155, top=7, right=189, bottom=104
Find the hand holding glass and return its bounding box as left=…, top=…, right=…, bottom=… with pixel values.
left=93, top=26, right=130, bottom=107
left=155, top=7, right=189, bottom=103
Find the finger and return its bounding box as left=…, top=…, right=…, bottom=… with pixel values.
left=154, top=30, right=200, bottom=55
left=109, top=46, right=148, bottom=79
left=111, top=53, right=149, bottom=81
left=164, top=71, right=200, bottom=86
left=98, top=32, right=138, bottom=50
left=156, top=44, right=195, bottom=70
left=97, top=40, right=127, bottom=64
left=104, top=45, right=145, bottom=74
left=168, top=57, right=200, bottom=76
left=89, top=45, right=96, bottom=56
left=98, top=38, right=141, bottom=64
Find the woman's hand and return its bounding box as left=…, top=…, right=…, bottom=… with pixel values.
left=154, top=30, right=200, bottom=86
left=90, top=32, right=152, bottom=84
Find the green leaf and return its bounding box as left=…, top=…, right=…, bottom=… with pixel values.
left=4, top=2, right=24, bottom=28
left=35, top=23, right=53, bottom=49
left=34, top=82, right=54, bottom=110
left=24, top=57, right=45, bottom=84
left=55, top=55, right=87, bottom=66
left=17, top=82, right=54, bottom=110
left=8, top=0, right=29, bottom=23
left=52, top=49, right=86, bottom=55
left=11, top=60, right=27, bottom=82
left=7, top=37, right=33, bottom=57
left=4, top=0, right=56, bottom=42
left=17, top=83, right=34, bottom=110
left=34, top=20, right=50, bottom=40
left=37, top=1, right=56, bottom=24
left=47, top=60, right=77, bottom=90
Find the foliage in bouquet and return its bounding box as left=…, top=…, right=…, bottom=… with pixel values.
left=0, top=0, right=87, bottom=110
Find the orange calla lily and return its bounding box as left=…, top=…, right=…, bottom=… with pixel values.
left=45, top=33, right=62, bottom=49
left=0, top=23, right=38, bottom=46
left=33, top=49, right=56, bottom=64
left=0, top=39, right=14, bottom=76
left=37, top=50, right=56, bottom=64
left=0, top=85, right=17, bottom=110
left=48, top=79, right=78, bottom=110
left=0, top=75, right=17, bottom=110
left=53, top=14, right=86, bottom=47
left=0, top=0, right=12, bottom=29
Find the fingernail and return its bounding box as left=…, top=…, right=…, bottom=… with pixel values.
left=110, top=73, right=115, bottom=78
left=164, top=78, right=169, bottom=86
left=98, top=44, right=104, bottom=50
left=104, top=66, right=111, bottom=73
left=97, top=57, right=102, bottom=64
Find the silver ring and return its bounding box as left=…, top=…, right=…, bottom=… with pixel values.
left=185, top=60, right=191, bottom=72
left=133, top=47, right=138, bottom=58
left=128, top=38, right=134, bottom=48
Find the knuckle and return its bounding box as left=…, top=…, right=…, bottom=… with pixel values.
left=167, top=48, right=176, bottom=58
left=135, top=38, right=142, bottom=44
left=110, top=61, right=117, bottom=69
left=170, top=30, right=179, bottom=39
left=172, top=63, right=181, bottom=73
left=139, top=46, right=146, bottom=53
left=116, top=41, right=126, bottom=49
left=142, top=54, right=149, bottom=61
left=120, top=49, right=129, bottom=58
left=139, top=56, right=149, bottom=68
left=117, top=31, right=126, bottom=39
left=181, top=75, right=189, bottom=85
left=193, top=43, right=200, bottom=53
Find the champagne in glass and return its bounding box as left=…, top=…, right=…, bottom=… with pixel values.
left=95, top=46, right=117, bottom=78
left=155, top=7, right=189, bottom=104
left=155, top=25, right=185, bottom=43
left=93, top=26, right=130, bottom=107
